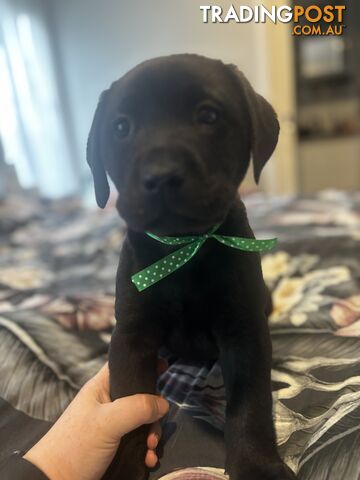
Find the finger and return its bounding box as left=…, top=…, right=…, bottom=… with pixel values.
left=93, top=362, right=110, bottom=389
left=147, top=421, right=162, bottom=450
left=90, top=360, right=166, bottom=398
left=102, top=394, right=169, bottom=438
left=83, top=362, right=110, bottom=402
left=83, top=362, right=109, bottom=388
left=88, top=359, right=166, bottom=400
left=145, top=449, right=158, bottom=468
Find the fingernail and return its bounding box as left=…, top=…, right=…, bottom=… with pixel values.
left=157, top=397, right=169, bottom=416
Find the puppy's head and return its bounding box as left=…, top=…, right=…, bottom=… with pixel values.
left=87, top=54, right=279, bottom=234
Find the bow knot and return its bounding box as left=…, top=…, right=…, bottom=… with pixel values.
left=132, top=225, right=277, bottom=292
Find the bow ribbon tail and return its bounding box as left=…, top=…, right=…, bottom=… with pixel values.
left=131, top=238, right=206, bottom=292
left=212, top=234, right=277, bottom=252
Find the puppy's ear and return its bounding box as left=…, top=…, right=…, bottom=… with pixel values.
left=87, top=91, right=110, bottom=208
left=227, top=65, right=280, bottom=183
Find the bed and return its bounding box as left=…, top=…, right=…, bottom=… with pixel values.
left=0, top=190, right=359, bottom=479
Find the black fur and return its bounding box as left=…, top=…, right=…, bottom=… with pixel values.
left=87, top=54, right=296, bottom=480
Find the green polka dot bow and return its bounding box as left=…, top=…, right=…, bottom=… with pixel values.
left=131, top=224, right=277, bottom=292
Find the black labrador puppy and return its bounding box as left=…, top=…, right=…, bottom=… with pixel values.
left=87, top=54, right=296, bottom=480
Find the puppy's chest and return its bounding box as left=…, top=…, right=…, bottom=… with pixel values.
left=156, top=255, right=241, bottom=360
left=162, top=292, right=220, bottom=360
left=135, top=242, right=263, bottom=358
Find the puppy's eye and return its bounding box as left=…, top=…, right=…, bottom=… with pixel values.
left=196, top=106, right=218, bottom=125
left=114, top=117, right=131, bottom=138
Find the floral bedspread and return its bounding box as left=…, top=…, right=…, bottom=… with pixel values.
left=0, top=191, right=359, bottom=480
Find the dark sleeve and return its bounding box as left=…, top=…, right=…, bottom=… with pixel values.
left=0, top=451, right=49, bottom=480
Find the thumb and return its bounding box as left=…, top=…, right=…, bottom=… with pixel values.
left=101, top=394, right=169, bottom=439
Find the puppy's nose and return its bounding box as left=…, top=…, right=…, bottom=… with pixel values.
left=142, top=169, right=184, bottom=193
left=140, top=147, right=189, bottom=194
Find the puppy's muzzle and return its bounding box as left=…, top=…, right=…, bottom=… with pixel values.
left=138, top=146, right=197, bottom=200
left=142, top=164, right=184, bottom=194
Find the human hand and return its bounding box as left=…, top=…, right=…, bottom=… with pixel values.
left=24, top=361, right=169, bottom=480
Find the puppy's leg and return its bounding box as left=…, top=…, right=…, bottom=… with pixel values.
left=215, top=315, right=297, bottom=480
left=264, top=285, right=273, bottom=318
left=102, top=325, right=160, bottom=480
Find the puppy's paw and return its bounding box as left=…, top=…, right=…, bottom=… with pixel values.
left=264, top=463, right=297, bottom=480
left=228, top=461, right=297, bottom=480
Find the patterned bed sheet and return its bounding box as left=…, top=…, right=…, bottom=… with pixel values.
left=0, top=190, right=359, bottom=479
